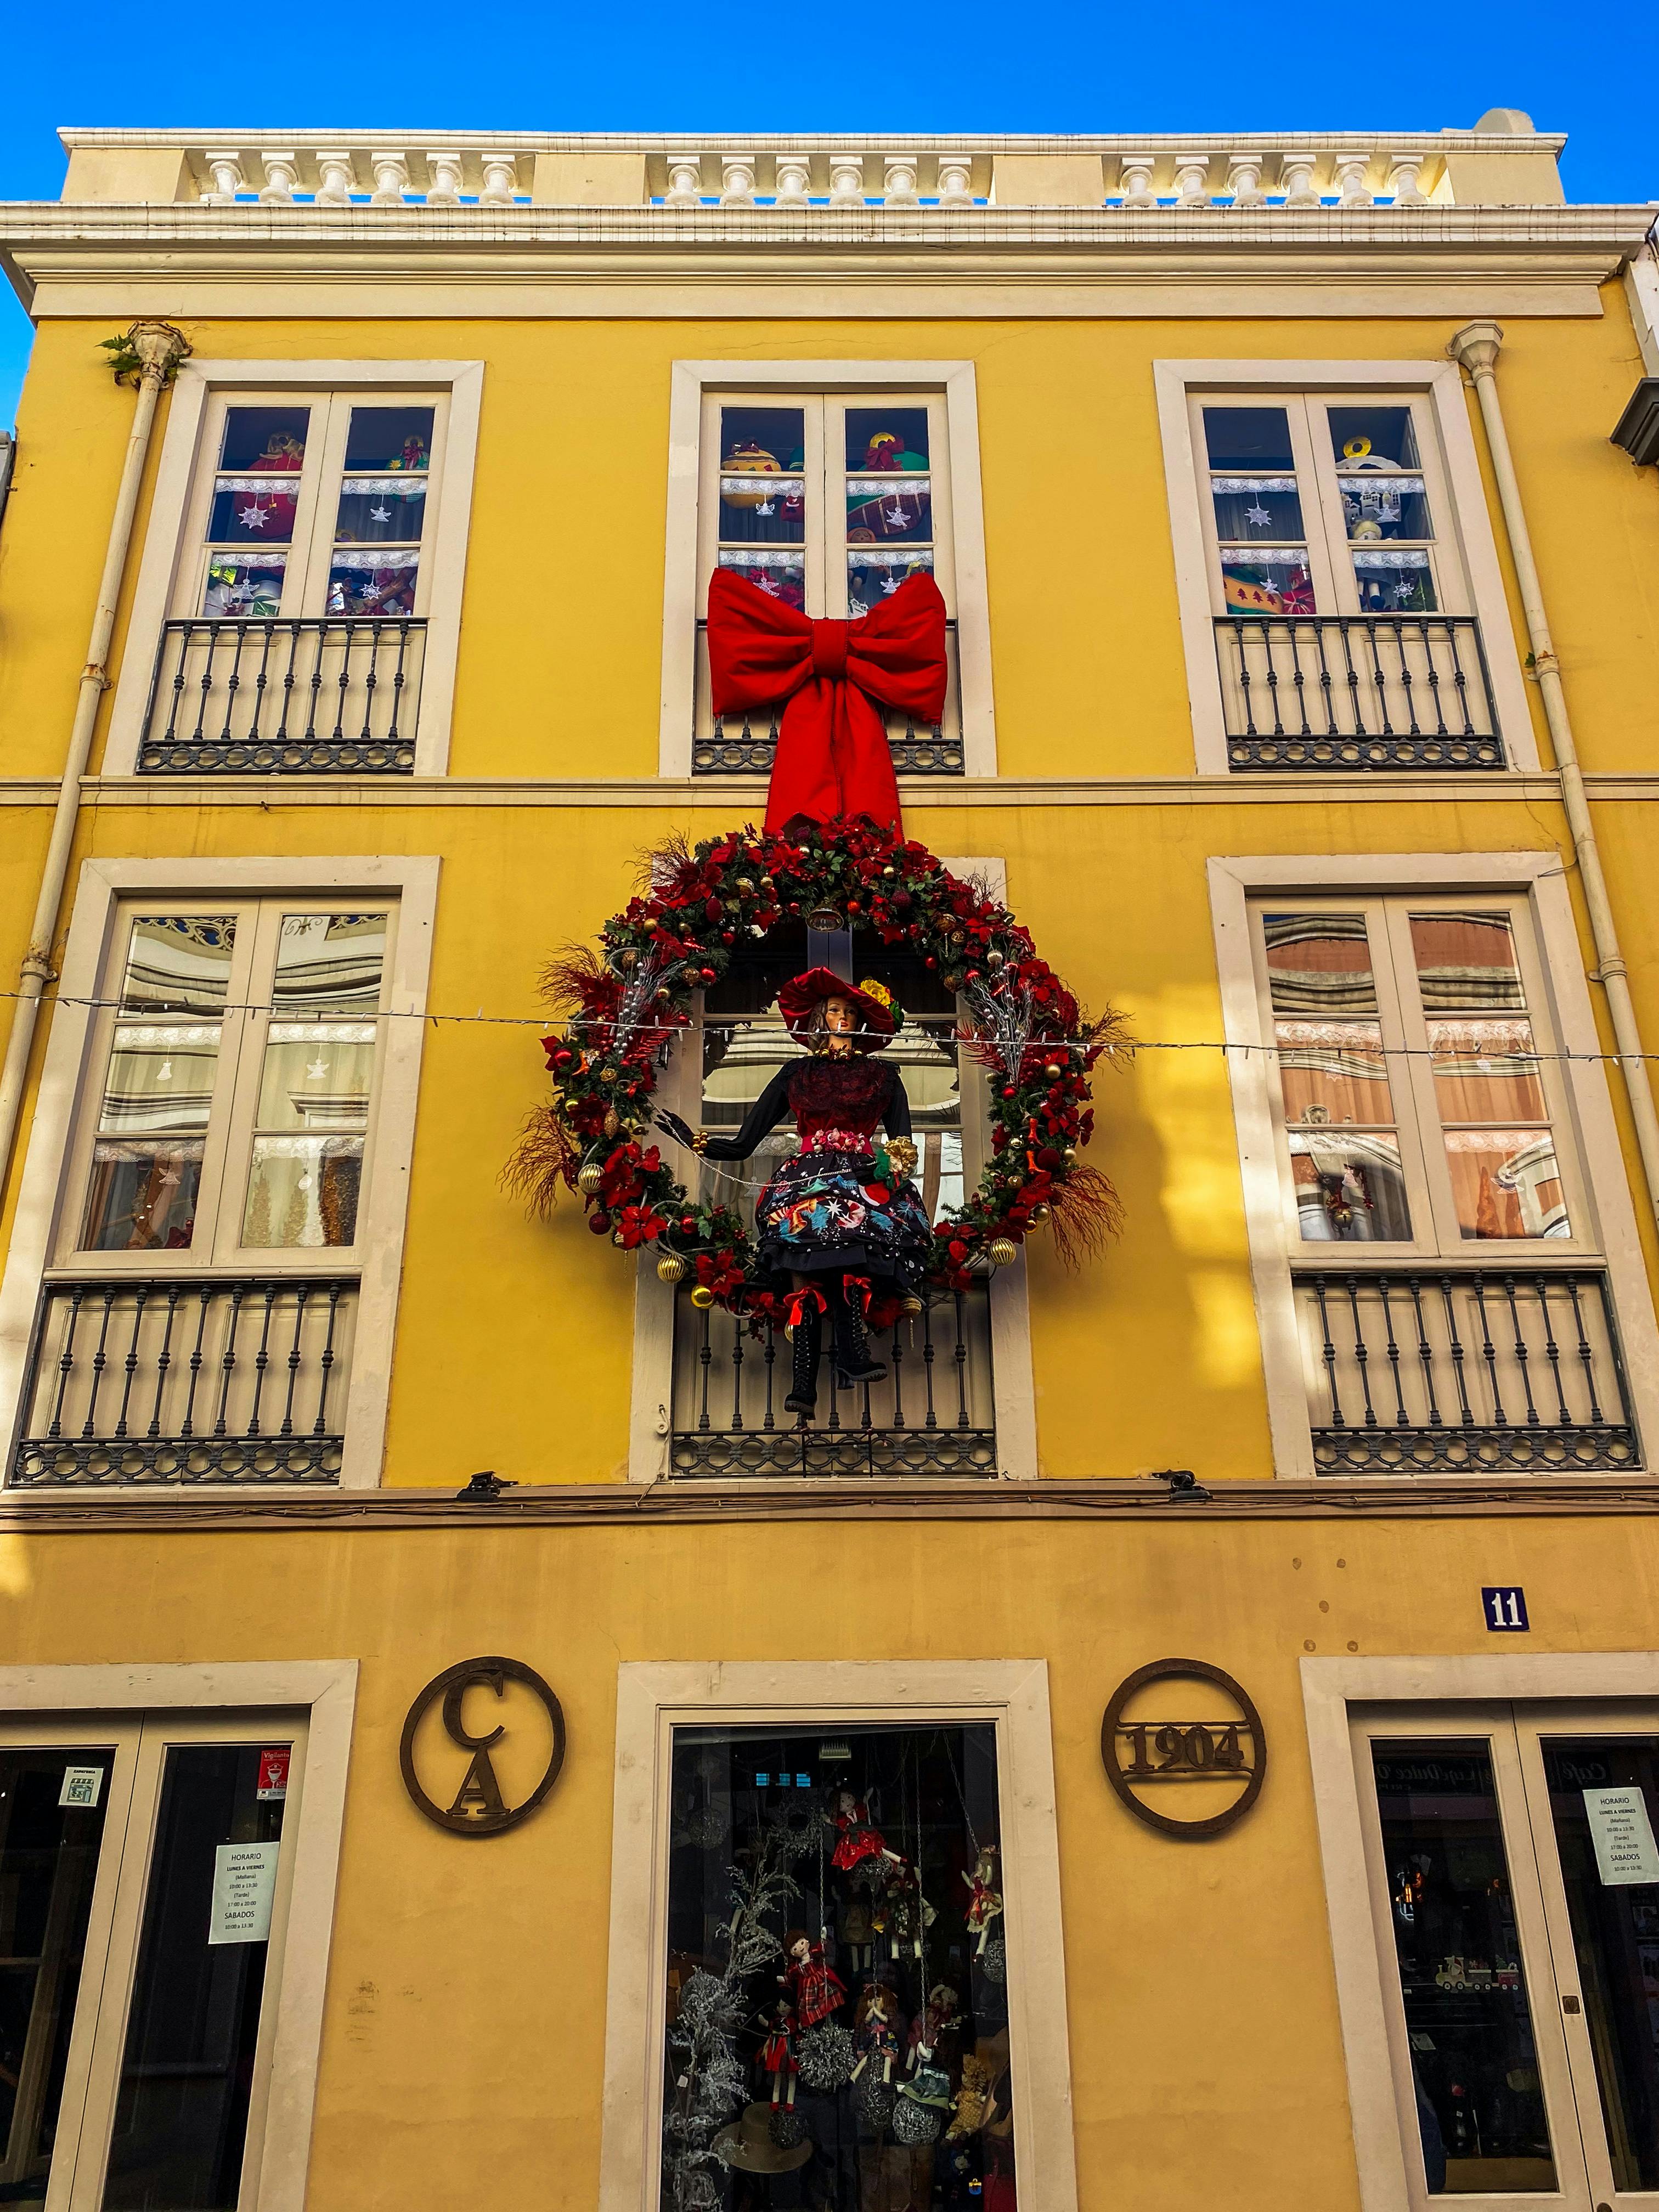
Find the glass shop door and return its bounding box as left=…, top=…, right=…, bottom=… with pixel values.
left=1356, top=1702, right=1659, bottom=2211
left=0, top=1713, right=305, bottom=2212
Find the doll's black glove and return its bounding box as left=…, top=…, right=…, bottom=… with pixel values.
left=654, top=1110, right=698, bottom=1152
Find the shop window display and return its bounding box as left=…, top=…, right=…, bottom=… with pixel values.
left=661, top=1723, right=1014, bottom=2212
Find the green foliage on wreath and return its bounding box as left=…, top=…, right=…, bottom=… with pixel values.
left=506, top=817, right=1128, bottom=1317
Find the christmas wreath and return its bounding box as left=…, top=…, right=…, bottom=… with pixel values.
left=506, top=818, right=1128, bottom=1318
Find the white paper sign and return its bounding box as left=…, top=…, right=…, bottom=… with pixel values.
left=58, top=1765, right=103, bottom=1809
left=208, top=1841, right=279, bottom=1946
left=1583, top=1786, right=1659, bottom=1887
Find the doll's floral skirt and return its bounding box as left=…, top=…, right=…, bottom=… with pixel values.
left=754, top=1145, right=933, bottom=1286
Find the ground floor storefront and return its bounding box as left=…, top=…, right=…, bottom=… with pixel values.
left=2, top=1496, right=1659, bottom=2211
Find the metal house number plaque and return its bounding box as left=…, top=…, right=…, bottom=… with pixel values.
left=1100, top=1658, right=1266, bottom=1839
left=400, top=1656, right=566, bottom=1836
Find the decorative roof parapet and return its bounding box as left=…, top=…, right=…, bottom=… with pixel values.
left=53, top=114, right=1570, bottom=211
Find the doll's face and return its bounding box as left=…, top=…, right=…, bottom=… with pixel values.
left=790, top=1937, right=810, bottom=1962
left=822, top=996, right=855, bottom=1035
left=839, top=1789, right=857, bottom=1813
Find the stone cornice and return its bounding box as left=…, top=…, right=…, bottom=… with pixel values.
left=0, top=200, right=1647, bottom=318
left=2, top=1474, right=1657, bottom=1532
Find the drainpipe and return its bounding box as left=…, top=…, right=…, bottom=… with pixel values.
left=1448, top=319, right=1659, bottom=1237
left=0, top=319, right=190, bottom=1204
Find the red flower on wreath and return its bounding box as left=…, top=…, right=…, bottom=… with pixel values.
left=617, top=1204, right=667, bottom=1248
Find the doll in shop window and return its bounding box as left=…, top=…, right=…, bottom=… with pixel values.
left=656, top=970, right=930, bottom=1418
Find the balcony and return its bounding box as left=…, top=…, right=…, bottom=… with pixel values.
left=138, top=618, right=424, bottom=774
left=691, top=618, right=963, bottom=777
left=10, top=1277, right=357, bottom=1486
left=1215, top=614, right=1504, bottom=771
left=1296, top=1268, right=1638, bottom=1474
left=669, top=1283, right=997, bottom=1477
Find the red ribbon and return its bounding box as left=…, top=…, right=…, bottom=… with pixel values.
left=706, top=568, right=949, bottom=834
left=842, top=1276, right=874, bottom=1316
left=786, top=1285, right=830, bottom=1328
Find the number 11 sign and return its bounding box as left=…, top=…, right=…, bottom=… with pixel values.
left=1482, top=1586, right=1530, bottom=1633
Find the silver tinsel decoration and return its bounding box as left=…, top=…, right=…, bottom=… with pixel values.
left=797, top=2022, right=855, bottom=2090
left=890, top=2096, right=944, bottom=2146
left=856, top=2074, right=897, bottom=2131
left=769, top=2108, right=808, bottom=2150
left=980, top=1936, right=1007, bottom=1984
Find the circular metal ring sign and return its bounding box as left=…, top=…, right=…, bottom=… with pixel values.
left=400, top=1656, right=566, bottom=1836
left=1100, top=1658, right=1266, bottom=1839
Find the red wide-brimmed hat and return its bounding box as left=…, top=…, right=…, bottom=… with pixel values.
left=777, top=968, right=899, bottom=1052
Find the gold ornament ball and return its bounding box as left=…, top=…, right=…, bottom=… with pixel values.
left=986, top=949, right=1005, bottom=970
left=599, top=1065, right=618, bottom=1085
left=900, top=1294, right=924, bottom=1317
left=576, top=1162, right=606, bottom=1197
left=689, top=1285, right=715, bottom=1310
left=1045, top=1063, right=1062, bottom=1080
left=602, top=1107, right=620, bottom=1138
left=1029, top=1203, right=1052, bottom=1224
left=987, top=1237, right=1019, bottom=1268
left=656, top=1252, right=687, bottom=1285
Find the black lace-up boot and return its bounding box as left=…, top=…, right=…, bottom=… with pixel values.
left=832, top=1286, right=887, bottom=1386
left=785, top=1304, right=822, bottom=1417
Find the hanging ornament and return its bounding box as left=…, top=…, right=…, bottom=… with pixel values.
left=856, top=2073, right=897, bottom=2131
left=769, top=2107, right=807, bottom=2149
left=980, top=1934, right=1007, bottom=1985
left=797, top=2022, right=855, bottom=2090
left=891, top=2094, right=943, bottom=2145
left=656, top=1252, right=687, bottom=1285
left=962, top=1844, right=1003, bottom=1955
left=576, top=1161, right=606, bottom=1197
left=1243, top=502, right=1271, bottom=529
left=157, top=1059, right=173, bottom=1082
left=307, top=1056, right=329, bottom=1080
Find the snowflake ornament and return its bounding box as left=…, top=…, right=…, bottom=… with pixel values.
left=238, top=501, right=272, bottom=532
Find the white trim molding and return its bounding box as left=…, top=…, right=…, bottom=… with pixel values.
left=1153, top=358, right=1539, bottom=776
left=0, top=855, right=440, bottom=1493
left=1208, top=849, right=1659, bottom=1480
left=103, top=359, right=483, bottom=778
left=598, top=1659, right=1076, bottom=2212
left=1302, top=1649, right=1659, bottom=2212
left=658, top=359, right=995, bottom=780
left=0, top=1658, right=356, bottom=2212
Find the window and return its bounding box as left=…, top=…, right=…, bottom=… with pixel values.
left=659, top=1720, right=1014, bottom=2212
left=67, top=903, right=392, bottom=1267
left=680, top=382, right=978, bottom=778
left=183, top=395, right=441, bottom=622
left=1346, top=1696, right=1659, bottom=2208
left=0, top=1711, right=308, bottom=2211
left=1251, top=898, right=1585, bottom=1257
left=1156, top=363, right=1531, bottom=773
left=701, top=396, right=951, bottom=620
left=1198, top=396, right=1462, bottom=621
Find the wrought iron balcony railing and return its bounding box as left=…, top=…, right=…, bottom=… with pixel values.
left=10, top=1277, right=356, bottom=1486
left=1215, top=614, right=1503, bottom=771
left=138, top=618, right=424, bottom=774
left=1296, top=1268, right=1637, bottom=1474
left=670, top=1283, right=997, bottom=1477
left=692, top=617, right=963, bottom=776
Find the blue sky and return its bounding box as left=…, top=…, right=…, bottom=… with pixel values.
left=2, top=0, right=1656, bottom=423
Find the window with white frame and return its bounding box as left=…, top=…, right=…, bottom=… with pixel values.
left=1250, top=896, right=1588, bottom=1256
left=699, top=393, right=953, bottom=619
left=180, top=393, right=445, bottom=622
left=1196, top=395, right=1466, bottom=622
left=691, top=391, right=964, bottom=772
left=65, top=902, right=393, bottom=1267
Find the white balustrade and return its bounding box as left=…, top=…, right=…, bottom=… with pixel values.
left=828, top=156, right=866, bottom=207
left=424, top=152, right=462, bottom=206
left=1386, top=154, right=1428, bottom=206
left=664, top=158, right=703, bottom=207
left=314, top=151, right=356, bottom=206
left=258, top=152, right=298, bottom=205
left=774, top=156, right=810, bottom=208
left=1226, top=153, right=1266, bottom=208
left=1334, top=153, right=1373, bottom=206
left=1279, top=155, right=1321, bottom=208
left=369, top=152, right=411, bottom=206
left=719, top=155, right=757, bottom=208
left=1117, top=155, right=1158, bottom=210
left=935, top=156, right=973, bottom=208
left=883, top=155, right=920, bottom=208
left=479, top=153, right=519, bottom=206
left=201, top=150, right=245, bottom=205
left=1173, top=155, right=1212, bottom=208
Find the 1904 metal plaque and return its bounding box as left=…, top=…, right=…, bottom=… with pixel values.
left=400, top=1657, right=566, bottom=1836
left=1100, top=1658, right=1266, bottom=1839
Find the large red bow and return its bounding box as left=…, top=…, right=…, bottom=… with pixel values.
left=706, top=568, right=948, bottom=834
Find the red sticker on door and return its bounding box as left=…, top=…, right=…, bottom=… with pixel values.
left=256, top=1746, right=290, bottom=1801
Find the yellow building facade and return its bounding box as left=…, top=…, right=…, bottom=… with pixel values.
left=0, top=117, right=1658, bottom=2212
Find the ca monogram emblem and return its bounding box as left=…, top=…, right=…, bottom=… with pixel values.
left=399, top=1657, right=567, bottom=1836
